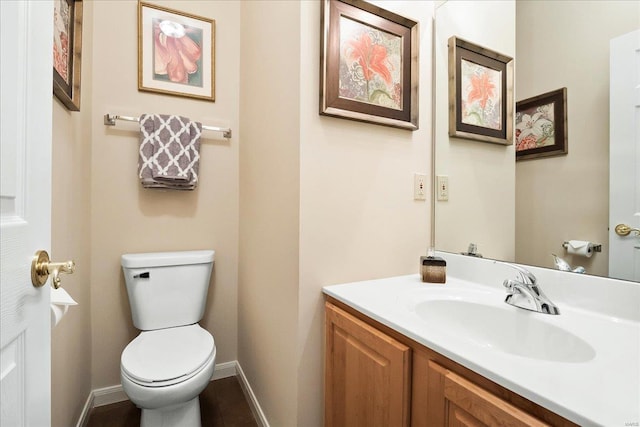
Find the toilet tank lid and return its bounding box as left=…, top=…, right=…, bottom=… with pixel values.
left=121, top=250, right=214, bottom=268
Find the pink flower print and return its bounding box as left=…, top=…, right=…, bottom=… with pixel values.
left=153, top=20, right=202, bottom=84
left=517, top=134, right=538, bottom=151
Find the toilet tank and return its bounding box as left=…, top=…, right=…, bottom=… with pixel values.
left=121, top=250, right=214, bottom=331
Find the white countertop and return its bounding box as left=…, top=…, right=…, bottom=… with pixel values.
left=323, top=271, right=640, bottom=427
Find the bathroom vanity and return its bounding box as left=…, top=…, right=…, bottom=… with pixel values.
left=323, top=253, right=640, bottom=427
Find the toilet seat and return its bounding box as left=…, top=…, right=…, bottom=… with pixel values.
left=121, top=324, right=215, bottom=387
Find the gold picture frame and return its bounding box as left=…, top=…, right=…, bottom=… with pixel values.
left=448, top=36, right=513, bottom=145
left=138, top=2, right=215, bottom=102
left=53, top=0, right=83, bottom=111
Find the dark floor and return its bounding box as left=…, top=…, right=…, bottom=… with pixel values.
left=86, top=376, right=258, bottom=427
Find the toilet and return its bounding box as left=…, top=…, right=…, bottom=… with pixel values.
left=120, top=250, right=216, bottom=427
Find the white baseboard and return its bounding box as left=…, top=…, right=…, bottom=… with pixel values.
left=235, top=362, right=270, bottom=427
left=93, top=384, right=129, bottom=407
left=212, top=360, right=237, bottom=380
left=76, top=384, right=130, bottom=427
left=75, top=392, right=94, bottom=427
left=75, top=361, right=268, bottom=426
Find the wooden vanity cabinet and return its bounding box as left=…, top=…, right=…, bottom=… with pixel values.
left=325, top=299, right=578, bottom=427
left=424, top=360, right=550, bottom=427
left=325, top=302, right=411, bottom=427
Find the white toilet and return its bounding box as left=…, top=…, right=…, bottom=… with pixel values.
left=120, top=250, right=216, bottom=427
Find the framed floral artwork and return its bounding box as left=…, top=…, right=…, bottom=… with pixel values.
left=53, top=0, right=83, bottom=111
left=515, top=88, right=567, bottom=161
left=138, top=2, right=215, bottom=102
left=448, top=36, right=513, bottom=145
left=320, top=0, right=419, bottom=130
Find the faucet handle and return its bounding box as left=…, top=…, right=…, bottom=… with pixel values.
left=494, top=261, right=537, bottom=285
left=503, top=279, right=518, bottom=293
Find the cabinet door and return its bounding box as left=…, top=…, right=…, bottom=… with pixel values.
left=325, top=302, right=411, bottom=427
left=427, top=361, right=550, bottom=427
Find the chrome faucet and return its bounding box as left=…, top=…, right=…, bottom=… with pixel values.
left=499, top=262, right=560, bottom=315
left=551, top=254, right=586, bottom=274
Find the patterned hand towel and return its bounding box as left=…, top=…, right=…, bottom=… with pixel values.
left=138, top=114, right=202, bottom=190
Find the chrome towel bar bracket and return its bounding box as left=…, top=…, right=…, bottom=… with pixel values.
left=104, top=113, right=232, bottom=139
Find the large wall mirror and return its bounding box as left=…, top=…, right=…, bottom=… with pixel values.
left=434, top=0, right=639, bottom=282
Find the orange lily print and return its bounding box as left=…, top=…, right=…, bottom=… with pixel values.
left=339, top=17, right=402, bottom=110
left=460, top=59, right=502, bottom=130
left=467, top=72, right=495, bottom=110
left=346, top=33, right=393, bottom=86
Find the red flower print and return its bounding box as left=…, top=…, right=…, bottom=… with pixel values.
left=346, top=33, right=392, bottom=85
left=467, top=72, right=495, bottom=110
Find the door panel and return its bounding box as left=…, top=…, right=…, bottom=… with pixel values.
left=609, top=29, right=640, bottom=281
left=0, top=1, right=54, bottom=426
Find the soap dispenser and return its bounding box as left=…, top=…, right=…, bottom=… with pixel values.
left=420, top=248, right=446, bottom=283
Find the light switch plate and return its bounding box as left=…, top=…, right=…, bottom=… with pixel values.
left=436, top=175, right=449, bottom=201
left=414, top=173, right=427, bottom=201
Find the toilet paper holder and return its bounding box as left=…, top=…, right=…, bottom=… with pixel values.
left=31, top=250, right=76, bottom=289
left=561, top=241, right=602, bottom=253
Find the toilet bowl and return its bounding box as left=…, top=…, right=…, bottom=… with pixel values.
left=121, top=325, right=216, bottom=426
left=120, top=250, right=216, bottom=427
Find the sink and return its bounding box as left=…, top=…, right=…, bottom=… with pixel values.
left=324, top=271, right=639, bottom=425
left=414, top=299, right=596, bottom=363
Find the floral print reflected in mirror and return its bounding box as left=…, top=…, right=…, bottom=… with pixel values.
left=339, top=16, right=402, bottom=110
left=515, top=102, right=555, bottom=152
left=153, top=18, right=203, bottom=87
left=460, top=59, right=502, bottom=131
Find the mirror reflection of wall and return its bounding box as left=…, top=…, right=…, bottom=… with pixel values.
left=434, top=0, right=640, bottom=281
left=515, top=0, right=638, bottom=278
left=434, top=0, right=516, bottom=263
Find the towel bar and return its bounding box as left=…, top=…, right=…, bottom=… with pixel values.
left=104, top=113, right=232, bottom=139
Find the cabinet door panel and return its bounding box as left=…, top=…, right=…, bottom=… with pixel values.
left=448, top=402, right=486, bottom=427
left=325, top=302, right=411, bottom=427
left=428, top=361, right=550, bottom=427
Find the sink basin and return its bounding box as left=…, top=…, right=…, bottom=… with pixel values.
left=414, top=299, right=596, bottom=363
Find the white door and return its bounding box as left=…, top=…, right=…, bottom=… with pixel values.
left=609, top=29, right=640, bottom=282
left=1, top=1, right=54, bottom=426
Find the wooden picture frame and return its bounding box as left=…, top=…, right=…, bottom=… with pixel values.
left=515, top=88, right=568, bottom=161
left=320, top=0, right=419, bottom=130
left=53, top=0, right=83, bottom=111
left=138, top=2, right=215, bottom=102
left=448, top=36, right=513, bottom=145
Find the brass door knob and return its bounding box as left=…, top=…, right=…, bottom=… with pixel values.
left=31, top=250, right=75, bottom=289
left=614, top=223, right=640, bottom=237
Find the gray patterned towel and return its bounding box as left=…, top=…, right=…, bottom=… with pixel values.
left=138, top=114, right=202, bottom=190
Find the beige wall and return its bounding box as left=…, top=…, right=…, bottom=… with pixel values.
left=53, top=1, right=432, bottom=425
left=51, top=1, right=94, bottom=426
left=297, top=1, right=433, bottom=425
left=515, top=1, right=639, bottom=275
left=238, top=1, right=301, bottom=425
left=239, top=1, right=433, bottom=425
left=434, top=1, right=516, bottom=260
left=89, top=0, right=240, bottom=388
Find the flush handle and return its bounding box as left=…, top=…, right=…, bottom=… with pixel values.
left=133, top=272, right=150, bottom=279
left=31, top=250, right=75, bottom=289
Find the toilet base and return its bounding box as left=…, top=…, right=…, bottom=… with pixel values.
left=140, top=396, right=201, bottom=427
